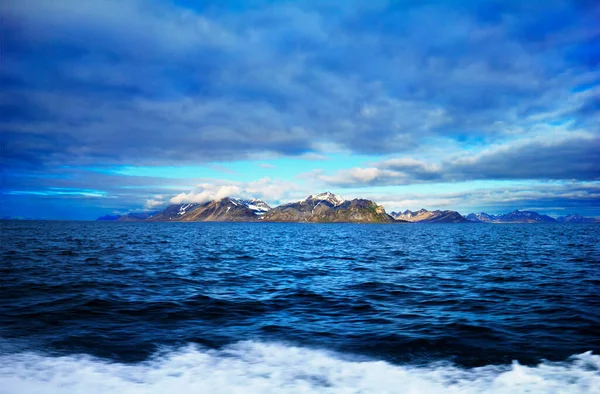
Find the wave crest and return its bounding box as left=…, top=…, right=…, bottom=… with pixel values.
left=1, top=342, right=598, bottom=393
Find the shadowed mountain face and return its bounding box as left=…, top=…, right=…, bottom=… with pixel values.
left=117, top=212, right=157, bottom=221
left=146, top=198, right=270, bottom=222
left=466, top=210, right=557, bottom=223
left=97, top=212, right=157, bottom=221
left=262, top=193, right=396, bottom=223
left=97, top=214, right=122, bottom=221
left=556, top=214, right=599, bottom=223
left=390, top=209, right=468, bottom=223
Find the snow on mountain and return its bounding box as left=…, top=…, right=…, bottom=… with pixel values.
left=229, top=198, right=271, bottom=214
left=391, top=209, right=467, bottom=223
left=465, top=212, right=500, bottom=222
left=262, top=195, right=394, bottom=223
left=305, top=192, right=345, bottom=206
left=178, top=203, right=198, bottom=216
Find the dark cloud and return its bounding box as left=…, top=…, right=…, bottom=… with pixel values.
left=1, top=0, right=598, bottom=169
left=321, top=135, right=600, bottom=186
left=449, top=136, right=600, bottom=181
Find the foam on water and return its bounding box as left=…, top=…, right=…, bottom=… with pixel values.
left=1, top=342, right=598, bottom=394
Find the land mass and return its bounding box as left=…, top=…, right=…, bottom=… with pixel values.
left=96, top=192, right=599, bottom=224
left=391, top=209, right=468, bottom=223
left=261, top=192, right=396, bottom=223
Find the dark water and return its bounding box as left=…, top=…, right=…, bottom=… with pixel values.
left=1, top=221, right=599, bottom=393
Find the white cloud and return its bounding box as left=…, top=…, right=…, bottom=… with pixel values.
left=168, top=178, right=305, bottom=206
left=319, top=167, right=405, bottom=186
left=145, top=199, right=165, bottom=209
left=244, top=177, right=302, bottom=202
left=170, top=184, right=241, bottom=204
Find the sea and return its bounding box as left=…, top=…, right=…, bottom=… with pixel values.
left=1, top=221, right=599, bottom=393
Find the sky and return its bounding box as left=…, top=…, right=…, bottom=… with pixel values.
left=1, top=0, right=599, bottom=220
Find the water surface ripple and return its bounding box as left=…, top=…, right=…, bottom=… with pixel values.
left=1, top=221, right=599, bottom=392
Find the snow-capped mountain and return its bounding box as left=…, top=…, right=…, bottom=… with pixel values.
left=390, top=209, right=428, bottom=221
left=96, top=197, right=270, bottom=222
left=465, top=212, right=500, bottom=222
left=391, top=209, right=468, bottom=223
left=305, top=192, right=345, bottom=207
left=466, top=210, right=556, bottom=223
left=147, top=197, right=262, bottom=222
left=262, top=193, right=394, bottom=223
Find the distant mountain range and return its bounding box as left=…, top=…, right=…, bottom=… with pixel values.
left=466, top=211, right=599, bottom=223
left=465, top=210, right=556, bottom=223
left=96, top=192, right=599, bottom=224
left=97, top=212, right=158, bottom=221
left=390, top=209, right=468, bottom=223
left=555, top=214, right=599, bottom=223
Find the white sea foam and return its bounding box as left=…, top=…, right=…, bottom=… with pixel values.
left=0, top=342, right=598, bottom=394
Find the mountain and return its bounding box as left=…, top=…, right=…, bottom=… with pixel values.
left=466, top=210, right=557, bottom=223
left=465, top=212, right=498, bottom=222
left=96, top=212, right=157, bottom=221
left=96, top=198, right=271, bottom=222
left=390, top=209, right=469, bottom=223
left=146, top=198, right=271, bottom=222
left=306, top=192, right=347, bottom=206
left=556, top=214, right=599, bottom=223
left=97, top=199, right=599, bottom=224
left=261, top=192, right=396, bottom=223
left=1, top=216, right=36, bottom=220
left=501, top=211, right=556, bottom=223
left=97, top=214, right=121, bottom=221
left=118, top=212, right=157, bottom=221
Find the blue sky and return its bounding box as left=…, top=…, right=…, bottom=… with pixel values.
left=1, top=0, right=599, bottom=219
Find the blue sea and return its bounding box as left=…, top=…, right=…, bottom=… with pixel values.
left=1, top=221, right=599, bottom=393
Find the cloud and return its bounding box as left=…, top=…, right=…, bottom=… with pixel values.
left=447, top=133, right=600, bottom=181
left=2, top=0, right=599, bottom=218
left=2, top=0, right=598, bottom=170
left=320, top=133, right=600, bottom=187
left=170, top=184, right=241, bottom=204
left=145, top=198, right=165, bottom=209
left=168, top=177, right=304, bottom=205
left=319, top=167, right=401, bottom=186
left=258, top=163, right=276, bottom=169
left=244, top=177, right=302, bottom=202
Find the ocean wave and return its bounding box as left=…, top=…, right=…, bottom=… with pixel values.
left=1, top=342, right=598, bottom=394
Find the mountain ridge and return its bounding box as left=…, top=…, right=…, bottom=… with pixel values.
left=390, top=209, right=469, bottom=223
left=555, top=214, right=599, bottom=223
left=146, top=198, right=271, bottom=222
left=95, top=196, right=599, bottom=223
left=466, top=210, right=559, bottom=223
left=261, top=193, right=396, bottom=223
